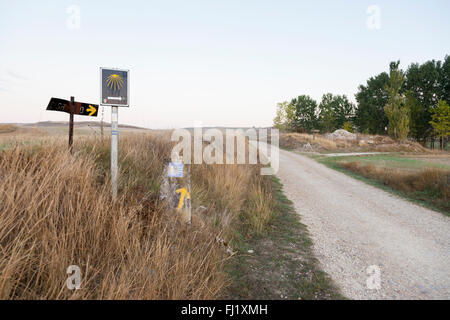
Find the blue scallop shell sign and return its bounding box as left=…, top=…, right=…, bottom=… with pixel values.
left=100, top=67, right=129, bottom=107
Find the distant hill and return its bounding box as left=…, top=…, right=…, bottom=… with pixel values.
left=11, top=121, right=149, bottom=130
left=182, top=126, right=272, bottom=130
left=2, top=122, right=272, bottom=131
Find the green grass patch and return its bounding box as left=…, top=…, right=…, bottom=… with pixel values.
left=330, top=154, right=450, bottom=170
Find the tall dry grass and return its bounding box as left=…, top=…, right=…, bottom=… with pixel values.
left=280, top=132, right=431, bottom=153
left=338, top=161, right=450, bottom=212
left=280, top=133, right=338, bottom=151
left=192, top=163, right=274, bottom=237
left=0, top=133, right=273, bottom=299
left=0, top=125, right=17, bottom=134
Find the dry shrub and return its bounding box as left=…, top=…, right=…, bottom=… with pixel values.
left=334, top=139, right=354, bottom=149
left=0, top=133, right=273, bottom=299
left=358, top=140, right=369, bottom=148
left=375, top=141, right=430, bottom=153
left=280, top=132, right=432, bottom=153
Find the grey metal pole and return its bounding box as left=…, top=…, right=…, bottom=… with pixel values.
left=101, top=106, right=104, bottom=139
left=186, top=164, right=191, bottom=224
left=111, top=106, right=118, bottom=199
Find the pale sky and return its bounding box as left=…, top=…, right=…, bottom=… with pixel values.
left=1, top=0, right=449, bottom=129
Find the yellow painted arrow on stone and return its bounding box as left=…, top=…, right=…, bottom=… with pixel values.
left=176, top=188, right=190, bottom=210
left=86, top=105, right=97, bottom=116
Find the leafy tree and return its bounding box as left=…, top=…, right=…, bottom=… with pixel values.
left=405, top=91, right=422, bottom=140
left=429, top=100, right=450, bottom=149
left=273, top=101, right=295, bottom=131
left=404, top=59, right=443, bottom=143
left=384, top=62, right=409, bottom=140
left=354, top=72, right=390, bottom=134
left=318, top=93, right=336, bottom=132
left=440, top=55, right=450, bottom=104
left=318, top=93, right=354, bottom=132
left=291, top=95, right=318, bottom=132
left=332, top=95, right=355, bottom=129
left=273, top=102, right=286, bottom=129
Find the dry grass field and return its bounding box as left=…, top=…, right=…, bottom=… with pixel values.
left=0, top=130, right=275, bottom=299
left=0, top=125, right=18, bottom=134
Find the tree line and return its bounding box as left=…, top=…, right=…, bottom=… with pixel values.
left=274, top=55, right=450, bottom=149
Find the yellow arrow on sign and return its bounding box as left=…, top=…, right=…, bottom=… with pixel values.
left=86, top=105, right=97, bottom=116
left=176, top=188, right=190, bottom=210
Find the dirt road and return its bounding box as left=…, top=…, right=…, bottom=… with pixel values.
left=273, top=148, right=450, bottom=299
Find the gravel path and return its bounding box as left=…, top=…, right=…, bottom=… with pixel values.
left=275, top=148, right=450, bottom=299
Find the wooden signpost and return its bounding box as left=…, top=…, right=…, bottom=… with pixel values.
left=46, top=97, right=98, bottom=152
left=47, top=97, right=99, bottom=117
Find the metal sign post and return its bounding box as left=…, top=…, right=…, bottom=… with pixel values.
left=101, top=107, right=104, bottom=139
left=100, top=67, right=129, bottom=199
left=69, top=96, right=74, bottom=153
left=111, top=106, right=118, bottom=199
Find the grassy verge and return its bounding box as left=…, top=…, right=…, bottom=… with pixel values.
left=0, top=134, right=274, bottom=299
left=317, top=156, right=450, bottom=216
left=224, top=176, right=344, bottom=300
left=323, top=154, right=450, bottom=170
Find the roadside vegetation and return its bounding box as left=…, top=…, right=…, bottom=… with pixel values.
left=280, top=132, right=429, bottom=153
left=274, top=55, right=449, bottom=216
left=274, top=55, right=449, bottom=150
left=319, top=154, right=450, bottom=215
left=0, top=133, right=277, bottom=299
left=225, top=177, right=343, bottom=300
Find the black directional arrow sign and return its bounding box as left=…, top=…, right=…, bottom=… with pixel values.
left=47, top=98, right=98, bottom=117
